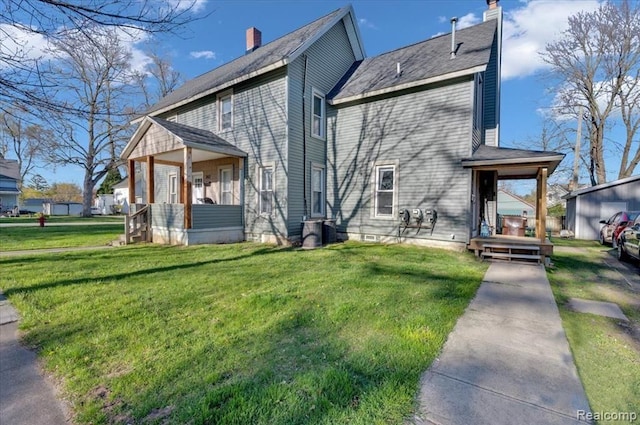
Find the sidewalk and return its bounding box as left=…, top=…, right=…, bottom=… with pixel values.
left=412, top=262, right=592, bottom=424
left=0, top=293, right=69, bottom=424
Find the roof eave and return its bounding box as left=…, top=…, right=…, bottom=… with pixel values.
left=132, top=59, right=289, bottom=123
left=329, top=64, right=487, bottom=106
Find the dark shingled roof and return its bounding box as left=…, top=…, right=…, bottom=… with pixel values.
left=0, top=158, right=21, bottom=181
left=466, top=145, right=564, bottom=162
left=329, top=20, right=496, bottom=103
left=145, top=7, right=344, bottom=116
left=149, top=117, right=247, bottom=157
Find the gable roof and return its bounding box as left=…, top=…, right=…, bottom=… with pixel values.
left=142, top=6, right=364, bottom=119
left=462, top=145, right=565, bottom=178
left=122, top=117, right=247, bottom=160
left=563, top=175, right=640, bottom=200
left=329, top=20, right=497, bottom=105
left=0, top=158, right=21, bottom=181
left=498, top=189, right=535, bottom=210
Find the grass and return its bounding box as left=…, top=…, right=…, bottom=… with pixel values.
left=547, top=245, right=640, bottom=424
left=0, top=224, right=123, bottom=251
left=1, top=242, right=487, bottom=424
left=0, top=215, right=124, bottom=224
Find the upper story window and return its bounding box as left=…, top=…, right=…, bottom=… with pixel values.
left=218, top=91, right=233, bottom=131
left=311, top=88, right=325, bottom=140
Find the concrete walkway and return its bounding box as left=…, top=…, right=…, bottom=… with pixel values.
left=0, top=293, right=69, bottom=424
left=413, top=262, right=591, bottom=424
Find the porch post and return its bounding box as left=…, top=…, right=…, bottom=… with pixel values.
left=183, top=147, right=192, bottom=229
left=146, top=155, right=155, bottom=204
left=128, top=159, right=136, bottom=206
left=536, top=167, right=548, bottom=242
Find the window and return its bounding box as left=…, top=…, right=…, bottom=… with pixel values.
left=220, top=167, right=233, bottom=205
left=311, top=89, right=325, bottom=139
left=218, top=91, right=233, bottom=131
left=259, top=166, right=273, bottom=215
left=168, top=173, right=178, bottom=204
left=375, top=165, right=395, bottom=217
left=311, top=165, right=324, bottom=216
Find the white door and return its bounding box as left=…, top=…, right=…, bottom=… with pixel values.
left=192, top=172, right=204, bottom=204
left=220, top=168, right=232, bottom=204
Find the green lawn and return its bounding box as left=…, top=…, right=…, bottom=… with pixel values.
left=0, top=224, right=123, bottom=251
left=0, top=215, right=124, bottom=224
left=1, top=242, right=487, bottom=424
left=547, top=247, right=640, bottom=424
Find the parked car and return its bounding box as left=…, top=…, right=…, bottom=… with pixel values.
left=599, top=211, right=640, bottom=247
left=618, top=215, right=640, bottom=262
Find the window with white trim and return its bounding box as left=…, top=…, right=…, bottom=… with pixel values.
left=375, top=165, right=395, bottom=217
left=168, top=173, right=178, bottom=204
left=311, top=88, right=325, bottom=139
left=218, top=91, right=233, bottom=131
left=311, top=165, right=324, bottom=217
left=220, top=167, right=233, bottom=205
left=259, top=166, right=273, bottom=215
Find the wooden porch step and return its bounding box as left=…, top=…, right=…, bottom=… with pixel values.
left=481, top=252, right=541, bottom=261
left=482, top=244, right=540, bottom=251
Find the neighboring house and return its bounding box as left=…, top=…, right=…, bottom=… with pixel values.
left=121, top=0, right=564, bottom=250
left=497, top=189, right=535, bottom=217
left=0, top=158, right=21, bottom=213
left=547, top=184, right=570, bottom=208
left=564, top=175, right=640, bottom=240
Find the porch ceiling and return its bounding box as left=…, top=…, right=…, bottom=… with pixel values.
left=462, top=145, right=565, bottom=178
left=155, top=148, right=231, bottom=163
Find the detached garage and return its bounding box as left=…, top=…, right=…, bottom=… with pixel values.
left=564, top=175, right=640, bottom=240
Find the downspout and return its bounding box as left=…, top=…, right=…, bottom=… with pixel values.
left=301, top=54, right=308, bottom=218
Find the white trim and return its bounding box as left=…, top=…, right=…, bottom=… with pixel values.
left=311, top=88, right=326, bottom=140
left=329, top=65, right=487, bottom=106
left=310, top=163, right=325, bottom=217
left=217, top=89, right=233, bottom=132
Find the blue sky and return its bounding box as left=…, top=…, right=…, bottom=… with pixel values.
left=15, top=0, right=624, bottom=192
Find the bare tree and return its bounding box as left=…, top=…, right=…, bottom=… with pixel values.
left=0, top=110, right=51, bottom=186
left=41, top=26, right=143, bottom=216
left=1, top=0, right=201, bottom=114
left=134, top=48, right=184, bottom=108
left=542, top=0, right=640, bottom=185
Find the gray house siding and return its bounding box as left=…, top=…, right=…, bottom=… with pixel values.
left=327, top=78, right=475, bottom=246
left=566, top=177, right=640, bottom=240
left=287, top=19, right=357, bottom=239
left=192, top=205, right=243, bottom=229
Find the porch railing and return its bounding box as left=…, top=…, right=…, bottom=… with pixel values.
left=125, top=204, right=151, bottom=244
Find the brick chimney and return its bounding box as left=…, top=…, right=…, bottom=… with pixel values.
left=246, top=27, right=262, bottom=53
left=486, top=0, right=499, bottom=9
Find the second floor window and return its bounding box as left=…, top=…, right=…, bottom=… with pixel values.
left=312, top=89, right=325, bottom=139
left=218, top=92, right=233, bottom=131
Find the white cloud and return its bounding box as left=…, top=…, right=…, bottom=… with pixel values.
left=502, top=0, right=601, bottom=80
left=0, top=24, right=56, bottom=67
left=190, top=50, right=216, bottom=59
left=169, top=0, right=208, bottom=13
left=358, top=18, right=377, bottom=29
left=457, top=13, right=481, bottom=29
left=438, top=16, right=447, bottom=24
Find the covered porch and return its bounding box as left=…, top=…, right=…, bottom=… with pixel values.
left=462, top=145, right=565, bottom=263
left=120, top=117, right=248, bottom=245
